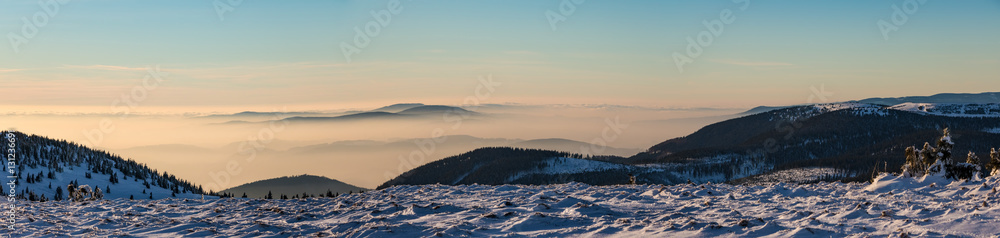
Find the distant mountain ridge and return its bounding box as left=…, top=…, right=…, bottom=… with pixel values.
left=856, top=92, right=1000, bottom=105
left=262, top=105, right=477, bottom=123
left=373, top=103, right=425, bottom=113
left=740, top=92, right=1000, bottom=116
left=221, top=174, right=365, bottom=198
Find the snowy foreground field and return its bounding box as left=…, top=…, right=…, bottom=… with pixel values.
left=10, top=176, right=1000, bottom=237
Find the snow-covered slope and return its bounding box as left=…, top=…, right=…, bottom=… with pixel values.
left=11, top=179, right=1000, bottom=237
left=4, top=131, right=206, bottom=201
left=18, top=162, right=203, bottom=200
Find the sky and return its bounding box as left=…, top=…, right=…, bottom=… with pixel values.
left=1, top=0, right=999, bottom=113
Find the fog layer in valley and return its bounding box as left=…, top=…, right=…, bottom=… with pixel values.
left=4, top=104, right=743, bottom=189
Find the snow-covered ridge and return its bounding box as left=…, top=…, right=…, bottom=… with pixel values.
left=889, top=103, right=1000, bottom=117
left=765, top=102, right=1000, bottom=121
left=769, top=102, right=888, bottom=122
left=812, top=102, right=889, bottom=117
left=12, top=180, right=1000, bottom=237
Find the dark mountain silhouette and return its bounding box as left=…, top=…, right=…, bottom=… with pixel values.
left=397, top=105, right=477, bottom=115
left=377, top=147, right=672, bottom=189
left=373, top=103, right=425, bottom=113
left=274, top=105, right=478, bottom=123
left=221, top=174, right=365, bottom=198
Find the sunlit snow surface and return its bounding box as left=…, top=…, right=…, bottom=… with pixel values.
left=10, top=177, right=1000, bottom=237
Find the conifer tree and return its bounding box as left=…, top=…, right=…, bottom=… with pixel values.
left=902, top=146, right=922, bottom=176
left=989, top=148, right=1000, bottom=176
left=967, top=151, right=981, bottom=165
left=55, top=187, right=63, bottom=201
left=937, top=128, right=955, bottom=164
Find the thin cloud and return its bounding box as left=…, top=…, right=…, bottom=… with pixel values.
left=62, top=65, right=148, bottom=71
left=713, top=59, right=794, bottom=67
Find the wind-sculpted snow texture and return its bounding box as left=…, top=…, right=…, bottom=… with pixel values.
left=10, top=177, right=1000, bottom=237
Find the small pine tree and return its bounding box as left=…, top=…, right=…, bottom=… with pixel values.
left=67, top=184, right=76, bottom=199
left=326, top=190, right=334, bottom=198
left=989, top=148, right=1000, bottom=176
left=937, top=128, right=955, bottom=164
left=242, top=193, right=247, bottom=198
left=149, top=193, right=153, bottom=199
left=130, top=195, right=134, bottom=200
left=55, top=187, right=63, bottom=201
left=967, top=151, right=981, bottom=165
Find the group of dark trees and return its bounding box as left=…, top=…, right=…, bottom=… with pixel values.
left=901, top=128, right=1000, bottom=180
left=1, top=131, right=207, bottom=201
left=246, top=189, right=354, bottom=200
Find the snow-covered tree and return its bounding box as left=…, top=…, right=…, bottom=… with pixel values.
left=905, top=128, right=978, bottom=180
left=920, top=142, right=936, bottom=168
left=967, top=151, right=981, bottom=165
left=989, top=148, right=1000, bottom=176
left=93, top=187, right=103, bottom=200
left=902, top=146, right=923, bottom=177
left=937, top=128, right=955, bottom=164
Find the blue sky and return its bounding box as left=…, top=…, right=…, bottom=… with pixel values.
left=1, top=0, right=998, bottom=112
